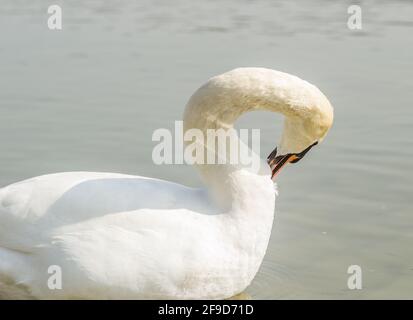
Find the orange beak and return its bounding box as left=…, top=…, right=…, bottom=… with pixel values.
left=267, top=141, right=318, bottom=181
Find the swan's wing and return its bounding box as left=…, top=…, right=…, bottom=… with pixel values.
left=0, top=172, right=209, bottom=253
left=0, top=173, right=225, bottom=299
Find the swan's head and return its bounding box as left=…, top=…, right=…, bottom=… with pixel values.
left=182, top=67, right=334, bottom=181
left=267, top=81, right=334, bottom=180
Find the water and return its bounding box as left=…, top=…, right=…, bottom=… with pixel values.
left=0, top=0, right=412, bottom=299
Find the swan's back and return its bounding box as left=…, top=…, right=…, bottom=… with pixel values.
left=2, top=172, right=210, bottom=217
left=0, top=172, right=238, bottom=299
left=0, top=171, right=214, bottom=249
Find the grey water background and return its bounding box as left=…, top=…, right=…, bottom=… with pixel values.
left=0, top=0, right=412, bottom=299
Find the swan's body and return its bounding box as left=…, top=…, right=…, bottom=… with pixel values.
left=0, top=68, right=333, bottom=299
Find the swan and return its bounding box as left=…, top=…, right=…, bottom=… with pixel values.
left=0, top=68, right=333, bottom=299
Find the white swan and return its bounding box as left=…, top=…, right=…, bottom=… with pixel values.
left=0, top=68, right=333, bottom=299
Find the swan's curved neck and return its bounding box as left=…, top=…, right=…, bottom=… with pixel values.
left=182, top=68, right=332, bottom=212
left=182, top=69, right=295, bottom=211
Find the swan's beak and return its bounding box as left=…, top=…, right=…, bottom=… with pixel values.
left=267, top=141, right=318, bottom=181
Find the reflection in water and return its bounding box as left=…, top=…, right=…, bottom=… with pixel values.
left=0, top=0, right=412, bottom=299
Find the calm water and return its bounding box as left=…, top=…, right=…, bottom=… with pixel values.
left=0, top=0, right=412, bottom=299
